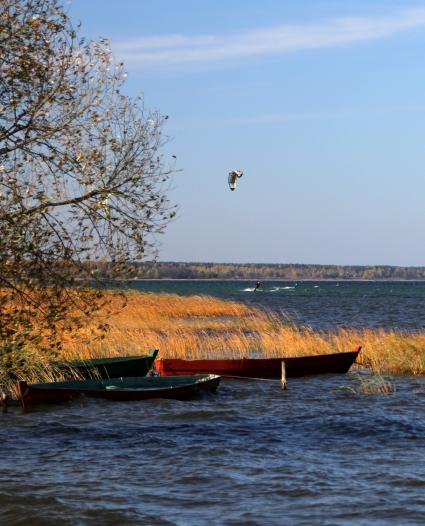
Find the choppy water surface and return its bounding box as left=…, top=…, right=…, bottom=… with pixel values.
left=3, top=280, right=425, bottom=525
left=3, top=375, right=425, bottom=525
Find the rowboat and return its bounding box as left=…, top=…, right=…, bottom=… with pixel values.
left=61, top=349, right=159, bottom=379
left=156, top=347, right=361, bottom=379
left=18, top=374, right=221, bottom=407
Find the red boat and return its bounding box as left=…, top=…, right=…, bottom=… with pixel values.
left=156, top=347, right=361, bottom=379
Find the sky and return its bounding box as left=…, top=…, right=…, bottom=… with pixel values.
left=69, top=0, right=425, bottom=266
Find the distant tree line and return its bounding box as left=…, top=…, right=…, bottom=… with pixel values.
left=86, top=261, right=425, bottom=280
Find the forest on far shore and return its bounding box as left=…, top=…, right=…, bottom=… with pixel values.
left=86, top=261, right=425, bottom=281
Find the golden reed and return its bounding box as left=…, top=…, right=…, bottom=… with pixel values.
left=57, top=291, right=425, bottom=376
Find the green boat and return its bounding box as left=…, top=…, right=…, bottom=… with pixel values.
left=62, top=349, right=159, bottom=379
left=18, top=374, right=221, bottom=406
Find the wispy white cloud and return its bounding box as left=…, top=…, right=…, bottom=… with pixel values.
left=169, top=105, right=425, bottom=130
left=167, top=111, right=346, bottom=131
left=150, top=112, right=314, bottom=133
left=113, top=7, right=425, bottom=69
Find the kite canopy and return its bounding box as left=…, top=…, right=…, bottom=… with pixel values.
left=228, top=170, right=243, bottom=191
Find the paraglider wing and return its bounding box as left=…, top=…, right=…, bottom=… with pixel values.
left=228, top=170, right=243, bottom=191
left=228, top=172, right=237, bottom=191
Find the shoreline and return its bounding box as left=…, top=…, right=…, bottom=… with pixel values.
left=123, top=278, right=425, bottom=282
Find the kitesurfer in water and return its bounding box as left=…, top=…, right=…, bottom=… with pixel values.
left=254, top=281, right=261, bottom=292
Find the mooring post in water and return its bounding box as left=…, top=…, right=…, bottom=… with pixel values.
left=281, top=361, right=288, bottom=390
left=0, top=390, right=8, bottom=413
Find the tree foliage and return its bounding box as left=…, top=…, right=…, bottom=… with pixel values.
left=0, top=0, right=176, bottom=373
left=119, top=262, right=425, bottom=281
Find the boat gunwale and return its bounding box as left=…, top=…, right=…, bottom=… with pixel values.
left=157, top=347, right=361, bottom=366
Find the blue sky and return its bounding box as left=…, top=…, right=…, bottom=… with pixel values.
left=70, top=1, right=425, bottom=266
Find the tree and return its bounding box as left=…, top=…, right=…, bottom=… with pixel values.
left=0, top=0, right=176, bottom=381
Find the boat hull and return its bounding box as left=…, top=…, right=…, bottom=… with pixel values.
left=63, top=349, right=159, bottom=379
left=18, top=374, right=221, bottom=407
left=156, top=347, right=361, bottom=379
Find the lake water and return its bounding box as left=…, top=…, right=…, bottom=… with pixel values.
left=2, top=280, right=425, bottom=525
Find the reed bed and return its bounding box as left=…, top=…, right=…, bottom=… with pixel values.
left=3, top=290, right=425, bottom=392
left=356, top=374, right=396, bottom=395
left=58, top=291, right=425, bottom=376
